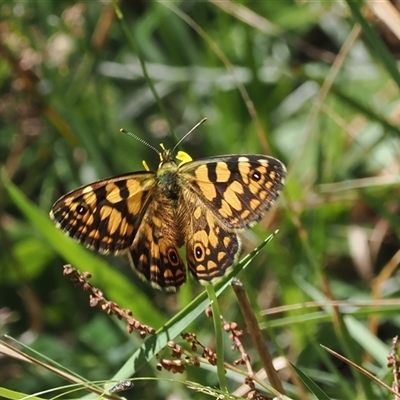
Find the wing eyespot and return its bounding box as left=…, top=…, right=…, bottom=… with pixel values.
left=194, top=244, right=205, bottom=261
left=76, top=204, right=87, bottom=215
left=251, top=170, right=261, bottom=181
left=168, top=248, right=180, bottom=266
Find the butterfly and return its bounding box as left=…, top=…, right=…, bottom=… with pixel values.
left=50, top=121, right=286, bottom=292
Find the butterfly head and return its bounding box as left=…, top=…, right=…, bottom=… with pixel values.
left=159, top=144, right=173, bottom=165
left=158, top=143, right=193, bottom=168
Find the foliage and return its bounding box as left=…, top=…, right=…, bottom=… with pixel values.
left=1, top=1, right=400, bottom=399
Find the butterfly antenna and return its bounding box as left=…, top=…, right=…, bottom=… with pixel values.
left=171, top=118, right=207, bottom=154
left=120, top=128, right=160, bottom=154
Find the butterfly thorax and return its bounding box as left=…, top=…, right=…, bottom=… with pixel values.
left=156, top=160, right=180, bottom=201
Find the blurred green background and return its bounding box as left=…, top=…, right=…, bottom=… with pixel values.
left=1, top=1, right=400, bottom=399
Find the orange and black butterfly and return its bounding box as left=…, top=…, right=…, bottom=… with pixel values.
left=50, top=121, right=286, bottom=291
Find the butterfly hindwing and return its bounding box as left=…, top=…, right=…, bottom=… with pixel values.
left=179, top=155, right=286, bottom=230
left=183, top=203, right=241, bottom=283
left=50, top=172, right=156, bottom=255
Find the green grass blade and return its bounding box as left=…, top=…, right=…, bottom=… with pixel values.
left=0, top=387, right=45, bottom=400
left=112, top=0, right=176, bottom=141
left=206, top=283, right=227, bottom=392
left=291, top=363, right=331, bottom=400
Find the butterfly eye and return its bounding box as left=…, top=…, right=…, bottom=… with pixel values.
left=194, top=244, right=205, bottom=261
left=251, top=170, right=261, bottom=181
left=168, top=248, right=180, bottom=266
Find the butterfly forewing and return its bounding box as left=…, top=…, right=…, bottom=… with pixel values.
left=50, top=172, right=156, bottom=254
left=179, top=155, right=286, bottom=230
